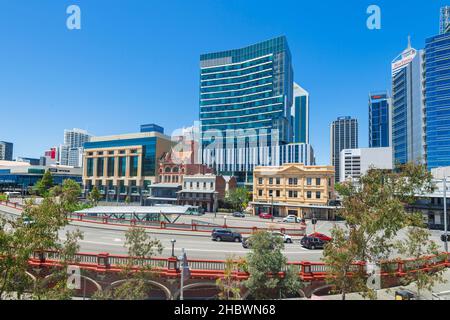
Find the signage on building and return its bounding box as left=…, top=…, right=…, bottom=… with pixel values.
left=391, top=48, right=417, bottom=76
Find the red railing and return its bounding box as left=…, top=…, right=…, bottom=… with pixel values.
left=0, top=200, right=24, bottom=210
left=66, top=212, right=307, bottom=237
left=27, top=250, right=450, bottom=281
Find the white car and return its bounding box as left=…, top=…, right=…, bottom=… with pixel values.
left=282, top=215, right=300, bottom=223
left=271, top=231, right=293, bottom=244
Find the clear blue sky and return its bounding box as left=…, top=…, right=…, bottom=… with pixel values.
left=0, top=0, right=445, bottom=165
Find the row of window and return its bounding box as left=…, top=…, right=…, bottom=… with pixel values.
left=183, top=181, right=215, bottom=190
left=257, top=177, right=326, bottom=186
left=86, top=156, right=139, bottom=177
left=257, top=189, right=322, bottom=199
left=87, top=149, right=138, bottom=156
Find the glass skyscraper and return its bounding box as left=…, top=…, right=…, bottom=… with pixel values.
left=391, top=38, right=425, bottom=166
left=292, top=83, right=309, bottom=144
left=425, top=29, right=450, bottom=169
left=199, top=36, right=294, bottom=183
left=369, top=92, right=391, bottom=148
left=330, top=116, right=358, bottom=182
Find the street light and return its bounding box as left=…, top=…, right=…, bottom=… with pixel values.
left=171, top=239, right=176, bottom=257
left=224, top=215, right=227, bottom=227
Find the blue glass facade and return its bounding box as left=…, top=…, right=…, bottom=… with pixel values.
left=369, top=92, right=390, bottom=148
left=199, top=36, right=294, bottom=181
left=0, top=173, right=82, bottom=190
left=292, top=83, right=309, bottom=144
left=425, top=32, right=450, bottom=169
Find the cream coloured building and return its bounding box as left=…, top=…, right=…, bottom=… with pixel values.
left=251, top=163, right=336, bottom=219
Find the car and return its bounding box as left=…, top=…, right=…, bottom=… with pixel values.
left=308, top=232, right=332, bottom=242
left=211, top=229, right=242, bottom=242
left=300, top=236, right=327, bottom=250
left=271, top=231, right=293, bottom=243
left=259, top=212, right=273, bottom=219
left=282, top=215, right=301, bottom=223
left=232, top=212, right=245, bottom=218
left=242, top=232, right=292, bottom=249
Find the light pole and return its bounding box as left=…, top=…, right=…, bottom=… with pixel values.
left=171, top=239, right=176, bottom=257
left=224, top=215, right=227, bottom=227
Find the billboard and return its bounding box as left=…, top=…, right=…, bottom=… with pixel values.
left=392, top=48, right=417, bottom=76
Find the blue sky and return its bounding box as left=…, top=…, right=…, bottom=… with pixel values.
left=0, top=0, right=445, bottom=165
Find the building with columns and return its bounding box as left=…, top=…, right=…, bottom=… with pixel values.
left=251, top=163, right=336, bottom=219
left=82, top=127, right=172, bottom=202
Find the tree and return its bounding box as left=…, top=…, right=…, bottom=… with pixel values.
left=0, top=195, right=83, bottom=300
left=225, top=187, right=250, bottom=212
left=395, top=227, right=447, bottom=299
left=34, top=170, right=54, bottom=197
left=244, top=231, right=301, bottom=299
left=216, top=256, right=244, bottom=300
left=88, top=186, right=101, bottom=206
left=92, top=227, right=163, bottom=300
left=323, top=163, right=436, bottom=299
left=49, top=179, right=82, bottom=212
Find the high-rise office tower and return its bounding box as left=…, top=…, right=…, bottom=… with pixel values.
left=391, top=37, right=425, bottom=166
left=330, top=117, right=358, bottom=182
left=200, top=36, right=294, bottom=183
left=0, top=141, right=13, bottom=161
left=369, top=92, right=391, bottom=148
left=440, top=6, right=450, bottom=34
left=425, top=9, right=450, bottom=170
left=60, top=128, right=91, bottom=167
left=291, top=83, right=309, bottom=144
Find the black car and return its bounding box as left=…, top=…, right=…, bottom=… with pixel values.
left=232, top=212, right=245, bottom=218
left=300, top=236, right=327, bottom=250
left=211, top=229, right=242, bottom=242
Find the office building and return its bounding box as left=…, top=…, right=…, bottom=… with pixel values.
left=251, top=163, right=336, bottom=219
left=339, top=147, right=393, bottom=182
left=60, top=129, right=91, bottom=167
left=0, top=141, right=13, bottom=161
left=16, top=157, right=41, bottom=165
left=425, top=23, right=450, bottom=169
left=391, top=37, right=425, bottom=166
left=291, top=83, right=309, bottom=144
left=82, top=125, right=172, bottom=202
left=42, top=147, right=59, bottom=166
left=330, top=117, right=358, bottom=182
left=200, top=36, right=294, bottom=183
left=369, top=92, right=391, bottom=148
left=0, top=160, right=82, bottom=192
left=440, top=6, right=450, bottom=34
left=141, top=123, right=164, bottom=134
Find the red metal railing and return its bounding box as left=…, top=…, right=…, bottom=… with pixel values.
left=27, top=250, right=450, bottom=281
left=0, top=200, right=24, bottom=210
left=66, top=212, right=307, bottom=236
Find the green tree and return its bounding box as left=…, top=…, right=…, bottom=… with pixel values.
left=34, top=170, right=54, bottom=197
left=216, top=256, right=244, bottom=300
left=88, top=186, right=101, bottom=206
left=92, top=226, right=163, bottom=300
left=225, top=187, right=250, bottom=212
left=323, top=163, right=436, bottom=300
left=395, top=227, right=447, bottom=299
left=244, top=231, right=301, bottom=299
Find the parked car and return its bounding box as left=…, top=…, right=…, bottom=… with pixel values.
left=308, top=232, right=332, bottom=242
left=211, top=229, right=242, bottom=242
left=282, top=215, right=301, bottom=223
left=259, top=212, right=273, bottom=219
left=300, top=236, right=327, bottom=250
left=232, top=212, right=245, bottom=218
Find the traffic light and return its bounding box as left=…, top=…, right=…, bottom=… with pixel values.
left=441, top=234, right=450, bottom=242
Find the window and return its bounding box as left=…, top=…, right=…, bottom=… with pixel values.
left=258, top=177, right=263, bottom=184
left=288, top=191, right=298, bottom=198
left=276, top=177, right=280, bottom=185
left=130, top=156, right=138, bottom=177
left=269, top=190, right=273, bottom=197
left=316, top=192, right=321, bottom=199
left=119, top=150, right=125, bottom=154
left=165, top=167, right=171, bottom=173
left=210, top=182, right=214, bottom=189
left=118, top=157, right=126, bottom=177
left=203, top=182, right=207, bottom=189
left=306, top=191, right=312, bottom=199
left=172, top=167, right=179, bottom=173
left=258, top=190, right=263, bottom=196
left=276, top=190, right=280, bottom=197
left=316, top=178, right=321, bottom=186
left=269, top=178, right=273, bottom=185
left=190, top=182, right=193, bottom=188
left=86, top=158, right=94, bottom=176
left=96, top=158, right=104, bottom=176
left=131, top=150, right=138, bottom=154
left=307, top=178, right=312, bottom=186
left=108, top=151, right=114, bottom=155
left=288, top=178, right=293, bottom=185
left=107, top=157, right=115, bottom=177
left=196, top=182, right=200, bottom=188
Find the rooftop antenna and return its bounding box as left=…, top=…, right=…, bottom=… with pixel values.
left=407, top=35, right=411, bottom=50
